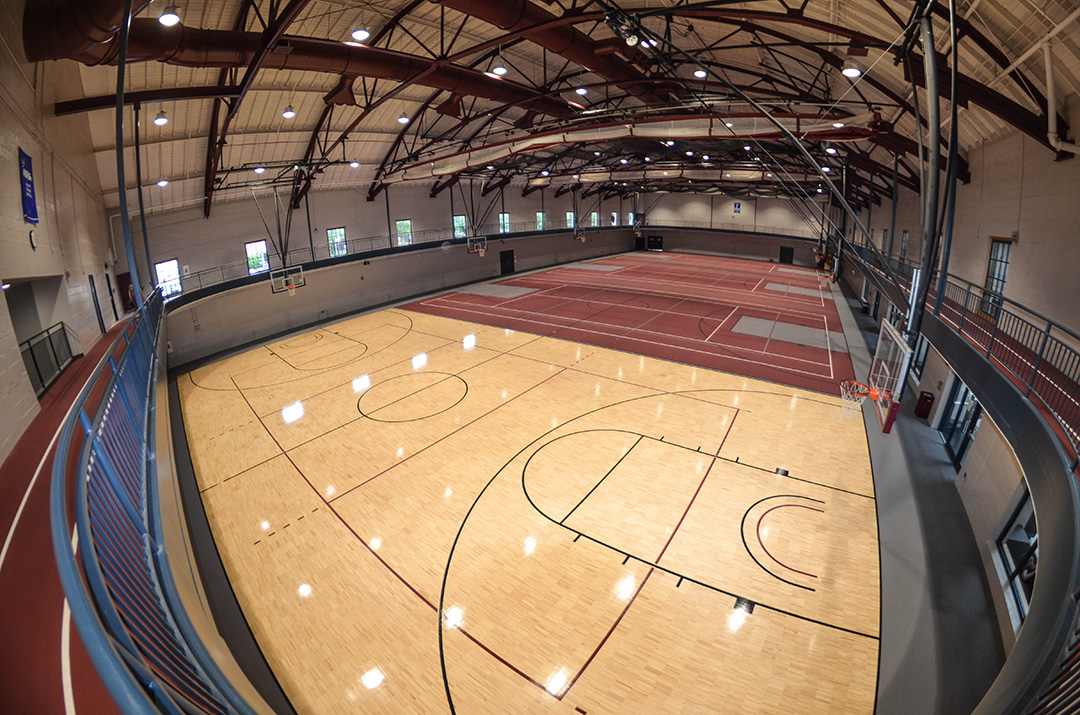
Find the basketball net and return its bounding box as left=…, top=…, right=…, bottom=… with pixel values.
left=477, top=247, right=486, bottom=257
left=286, top=283, right=295, bottom=297
left=839, top=380, right=878, bottom=420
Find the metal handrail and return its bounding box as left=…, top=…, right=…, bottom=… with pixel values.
left=50, top=291, right=257, bottom=715
left=846, top=238, right=1080, bottom=461
left=172, top=220, right=817, bottom=294
left=18, top=321, right=79, bottom=397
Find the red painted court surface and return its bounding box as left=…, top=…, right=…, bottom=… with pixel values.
left=406, top=252, right=855, bottom=395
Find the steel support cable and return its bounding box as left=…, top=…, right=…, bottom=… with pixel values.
left=933, top=0, right=961, bottom=315
left=591, top=0, right=912, bottom=297
left=115, top=0, right=142, bottom=306
left=132, top=104, right=154, bottom=295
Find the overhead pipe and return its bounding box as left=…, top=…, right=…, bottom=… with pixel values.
left=22, top=0, right=153, bottom=63
left=35, top=19, right=572, bottom=118
left=429, top=0, right=667, bottom=104
left=1044, top=40, right=1080, bottom=155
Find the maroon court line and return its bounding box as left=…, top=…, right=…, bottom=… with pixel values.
left=561, top=449, right=722, bottom=698
left=755, top=504, right=825, bottom=579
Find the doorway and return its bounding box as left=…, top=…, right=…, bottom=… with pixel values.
left=779, top=246, right=794, bottom=264
left=500, top=249, right=515, bottom=275
left=88, top=274, right=106, bottom=334
left=938, top=380, right=982, bottom=469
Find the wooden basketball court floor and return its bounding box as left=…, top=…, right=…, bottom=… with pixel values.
left=179, top=253, right=880, bottom=714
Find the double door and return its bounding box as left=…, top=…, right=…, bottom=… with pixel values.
left=938, top=380, right=982, bottom=469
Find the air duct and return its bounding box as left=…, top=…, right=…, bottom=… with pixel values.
left=33, top=18, right=571, bottom=118
left=22, top=0, right=154, bottom=62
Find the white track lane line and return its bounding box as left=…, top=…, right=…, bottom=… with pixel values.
left=0, top=395, right=83, bottom=578
left=62, top=531, right=79, bottom=715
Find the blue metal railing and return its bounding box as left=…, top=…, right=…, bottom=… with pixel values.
left=845, top=238, right=1080, bottom=462
left=50, top=291, right=256, bottom=715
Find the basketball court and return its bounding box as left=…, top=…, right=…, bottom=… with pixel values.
left=179, top=253, right=881, bottom=714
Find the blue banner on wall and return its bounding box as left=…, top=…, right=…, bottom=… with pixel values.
left=733, top=202, right=741, bottom=214
left=19, top=148, right=39, bottom=225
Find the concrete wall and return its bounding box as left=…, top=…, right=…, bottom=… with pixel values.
left=642, top=192, right=822, bottom=235
left=660, top=229, right=818, bottom=266
left=858, top=130, right=1080, bottom=334
left=0, top=0, right=120, bottom=463
left=956, top=414, right=1026, bottom=651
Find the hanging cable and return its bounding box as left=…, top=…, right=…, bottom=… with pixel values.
left=115, top=0, right=144, bottom=306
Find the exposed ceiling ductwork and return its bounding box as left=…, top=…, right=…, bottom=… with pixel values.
left=429, top=0, right=670, bottom=104
left=22, top=0, right=153, bottom=63
left=26, top=18, right=572, bottom=118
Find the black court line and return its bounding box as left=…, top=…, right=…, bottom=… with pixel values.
left=357, top=372, right=469, bottom=424
left=559, top=435, right=644, bottom=524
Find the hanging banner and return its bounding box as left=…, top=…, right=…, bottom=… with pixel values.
left=18, top=148, right=39, bottom=224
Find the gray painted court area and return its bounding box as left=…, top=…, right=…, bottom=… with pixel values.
left=731, top=315, right=846, bottom=351
left=764, top=282, right=831, bottom=300
left=456, top=284, right=539, bottom=298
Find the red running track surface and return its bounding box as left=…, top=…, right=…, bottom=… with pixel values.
left=0, top=321, right=126, bottom=715
left=405, top=252, right=854, bottom=395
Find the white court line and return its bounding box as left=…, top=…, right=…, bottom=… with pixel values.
left=705, top=307, right=739, bottom=343
left=0, top=395, right=84, bottom=578
left=427, top=293, right=836, bottom=371
left=422, top=297, right=835, bottom=378
left=62, top=530, right=79, bottom=715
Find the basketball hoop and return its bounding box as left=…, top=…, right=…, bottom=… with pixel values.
left=839, top=380, right=878, bottom=420
left=477, top=247, right=486, bottom=257
left=286, top=283, right=295, bottom=297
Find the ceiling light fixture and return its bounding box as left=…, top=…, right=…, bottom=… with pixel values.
left=0, top=283, right=9, bottom=290
left=694, top=69, right=707, bottom=79
left=822, top=166, right=831, bottom=172
left=725, top=121, right=734, bottom=128
left=625, top=34, right=639, bottom=47
left=841, top=58, right=863, bottom=79
left=594, top=151, right=602, bottom=156
left=351, top=26, right=370, bottom=42
left=541, top=170, right=550, bottom=176
left=349, top=161, right=359, bottom=168
left=817, top=187, right=824, bottom=193
left=826, top=146, right=838, bottom=155
left=620, top=158, right=629, bottom=164
left=156, top=179, right=168, bottom=187
left=665, top=140, right=675, bottom=147
left=685, top=150, right=694, bottom=156
left=153, top=110, right=168, bottom=126
left=832, top=121, right=845, bottom=128
left=282, top=105, right=296, bottom=119
left=743, top=145, right=751, bottom=151
left=254, top=167, right=266, bottom=174
left=702, top=154, right=710, bottom=161
left=397, top=113, right=410, bottom=125
left=159, top=5, right=180, bottom=26
left=575, top=87, right=588, bottom=96
left=644, top=156, right=651, bottom=162
left=486, top=165, right=495, bottom=170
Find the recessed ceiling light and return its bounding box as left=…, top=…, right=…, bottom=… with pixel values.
left=743, top=145, right=751, bottom=151
left=575, top=87, right=588, bottom=95
left=817, top=187, right=824, bottom=193
left=702, top=155, right=710, bottom=161
left=833, top=121, right=845, bottom=128
left=156, top=179, right=168, bottom=187
left=254, top=167, right=265, bottom=174
left=349, top=161, right=359, bottom=168
left=486, top=165, right=495, bottom=170
left=620, top=158, right=629, bottom=164
left=826, top=146, right=838, bottom=155
left=685, top=150, right=694, bottom=156
left=541, top=169, right=550, bottom=176
left=594, top=151, right=602, bottom=156
left=397, top=113, right=410, bottom=124
left=766, top=172, right=772, bottom=177
left=725, top=172, right=731, bottom=177
left=694, top=69, right=707, bottom=79
left=0, top=283, right=9, bottom=290
left=159, top=5, right=180, bottom=26
left=665, top=140, right=675, bottom=147
left=282, top=105, right=296, bottom=119
left=351, top=26, right=370, bottom=42
left=492, top=65, right=508, bottom=76
left=725, top=122, right=733, bottom=128
left=153, top=110, right=168, bottom=126
left=822, top=166, right=831, bottom=172
left=573, top=174, right=580, bottom=179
